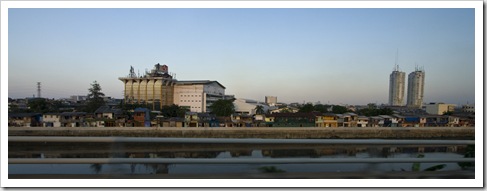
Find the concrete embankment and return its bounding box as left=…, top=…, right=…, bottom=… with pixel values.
left=8, top=127, right=475, bottom=139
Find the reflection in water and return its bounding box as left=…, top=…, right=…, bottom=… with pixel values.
left=8, top=142, right=471, bottom=175
left=90, top=164, right=102, bottom=174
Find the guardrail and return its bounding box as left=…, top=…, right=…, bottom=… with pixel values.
left=9, top=157, right=476, bottom=164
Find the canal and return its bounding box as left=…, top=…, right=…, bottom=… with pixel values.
left=8, top=139, right=474, bottom=178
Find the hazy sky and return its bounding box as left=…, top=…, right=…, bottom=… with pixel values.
left=8, top=8, right=475, bottom=105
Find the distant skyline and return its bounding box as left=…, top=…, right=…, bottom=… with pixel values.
left=7, top=7, right=476, bottom=105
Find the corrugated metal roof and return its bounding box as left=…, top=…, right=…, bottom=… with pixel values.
left=8, top=113, right=42, bottom=118
left=175, top=80, right=226, bottom=89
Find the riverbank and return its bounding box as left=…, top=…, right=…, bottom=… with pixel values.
left=8, top=127, right=475, bottom=139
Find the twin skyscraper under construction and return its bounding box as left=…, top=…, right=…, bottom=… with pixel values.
left=389, top=65, right=425, bottom=108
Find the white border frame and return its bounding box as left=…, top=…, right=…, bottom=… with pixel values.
left=1, top=0, right=483, bottom=188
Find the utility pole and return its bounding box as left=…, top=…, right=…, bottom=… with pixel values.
left=37, top=82, right=41, bottom=98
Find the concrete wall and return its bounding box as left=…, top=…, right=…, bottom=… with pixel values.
left=8, top=127, right=474, bottom=139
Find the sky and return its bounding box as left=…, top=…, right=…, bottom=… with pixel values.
left=7, top=7, right=476, bottom=105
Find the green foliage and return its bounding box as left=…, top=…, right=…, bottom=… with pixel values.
left=90, top=163, right=103, bottom=174
left=280, top=108, right=291, bottom=113
left=458, top=145, right=474, bottom=169
left=27, top=98, right=64, bottom=113
left=161, top=104, right=189, bottom=118
left=255, top=105, right=264, bottom=115
left=356, top=108, right=393, bottom=117
left=258, top=166, right=286, bottom=173
left=410, top=154, right=446, bottom=172
left=85, top=81, right=105, bottom=113
left=442, top=111, right=454, bottom=115
left=331, top=105, right=349, bottom=114
left=411, top=154, right=424, bottom=171
left=297, top=104, right=349, bottom=114
left=299, top=103, right=314, bottom=113
left=27, top=98, right=49, bottom=113
left=423, top=164, right=446, bottom=171
left=209, top=99, right=235, bottom=117
left=313, top=104, right=330, bottom=113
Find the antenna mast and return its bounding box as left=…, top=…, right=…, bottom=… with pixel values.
left=394, top=49, right=399, bottom=71
left=37, top=82, right=41, bottom=98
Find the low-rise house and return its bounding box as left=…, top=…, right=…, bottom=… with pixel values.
left=161, top=117, right=185, bottom=127
left=94, top=106, right=125, bottom=127
left=264, top=115, right=275, bottom=127
left=447, top=115, right=460, bottom=127
left=43, top=113, right=61, bottom=127
left=253, top=114, right=266, bottom=127
left=401, top=116, right=421, bottom=127
left=391, top=114, right=404, bottom=127
left=216, top=116, right=233, bottom=127
left=231, top=113, right=253, bottom=127
left=368, top=116, right=384, bottom=127
left=343, top=112, right=358, bottom=127
left=378, top=115, right=394, bottom=127
left=60, top=112, right=86, bottom=127
left=315, top=113, right=338, bottom=127
left=356, top=116, right=369, bottom=127
left=198, top=113, right=218, bottom=127
left=268, top=112, right=319, bottom=127
left=424, top=115, right=449, bottom=127
left=185, top=112, right=199, bottom=127
left=8, top=113, right=42, bottom=127
left=336, top=113, right=357, bottom=127
left=457, top=115, right=475, bottom=127
left=133, top=108, right=151, bottom=127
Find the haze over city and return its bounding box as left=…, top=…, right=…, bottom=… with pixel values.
left=8, top=7, right=475, bottom=105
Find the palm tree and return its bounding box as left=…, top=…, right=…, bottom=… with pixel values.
left=255, top=105, right=264, bottom=115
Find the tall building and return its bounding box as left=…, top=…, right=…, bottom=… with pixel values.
left=406, top=67, right=425, bottom=108
left=119, top=64, right=227, bottom=112
left=265, top=96, right=277, bottom=106
left=388, top=65, right=405, bottom=106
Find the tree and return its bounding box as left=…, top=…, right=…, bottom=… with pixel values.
left=314, top=104, right=331, bottom=113
left=161, top=104, right=189, bottom=118
left=27, top=98, right=64, bottom=113
left=27, top=98, right=49, bottom=113
left=255, top=105, right=264, bottom=115
left=299, top=103, right=315, bottom=113
left=443, top=111, right=454, bottom=115
left=85, top=81, right=105, bottom=113
left=331, top=105, right=349, bottom=114
left=209, top=99, right=235, bottom=117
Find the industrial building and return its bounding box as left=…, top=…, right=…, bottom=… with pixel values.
left=388, top=65, right=405, bottom=106
left=425, top=102, right=455, bottom=115
left=233, top=98, right=269, bottom=115
left=173, top=80, right=228, bottom=113
left=119, top=64, right=228, bottom=112
left=406, top=67, right=425, bottom=108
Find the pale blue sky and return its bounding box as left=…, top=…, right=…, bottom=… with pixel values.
left=8, top=8, right=475, bottom=105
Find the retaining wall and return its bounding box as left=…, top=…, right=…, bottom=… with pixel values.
left=8, top=127, right=475, bottom=139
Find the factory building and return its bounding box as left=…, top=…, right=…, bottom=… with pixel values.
left=173, top=80, right=227, bottom=113
left=119, top=64, right=228, bottom=112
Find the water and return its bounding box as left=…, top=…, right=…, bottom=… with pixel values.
left=9, top=141, right=471, bottom=176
